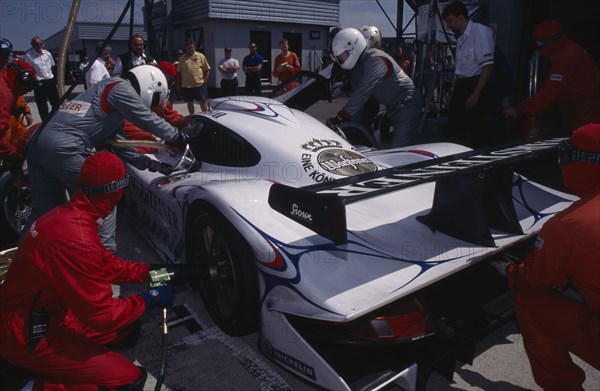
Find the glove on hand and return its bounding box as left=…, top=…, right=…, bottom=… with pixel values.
left=147, top=159, right=175, bottom=175
left=140, top=285, right=175, bottom=310
left=490, top=260, right=509, bottom=277
left=165, top=131, right=190, bottom=151
left=148, top=264, right=203, bottom=286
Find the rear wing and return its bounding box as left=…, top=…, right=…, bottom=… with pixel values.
left=268, top=138, right=564, bottom=246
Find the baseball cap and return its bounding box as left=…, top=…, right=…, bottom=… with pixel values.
left=224, top=47, right=232, bottom=52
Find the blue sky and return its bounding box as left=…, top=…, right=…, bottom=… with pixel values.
left=340, top=0, right=415, bottom=38
left=0, top=0, right=415, bottom=51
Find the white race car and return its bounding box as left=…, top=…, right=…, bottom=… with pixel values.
left=120, top=95, right=575, bottom=390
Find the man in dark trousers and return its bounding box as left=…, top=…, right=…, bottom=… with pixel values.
left=442, top=1, right=495, bottom=148
left=24, top=36, right=60, bottom=121
left=242, top=42, right=264, bottom=96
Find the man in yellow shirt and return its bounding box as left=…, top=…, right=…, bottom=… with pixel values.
left=177, top=38, right=211, bottom=113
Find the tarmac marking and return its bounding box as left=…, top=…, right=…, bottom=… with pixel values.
left=171, top=304, right=293, bottom=391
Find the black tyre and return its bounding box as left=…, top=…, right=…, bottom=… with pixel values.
left=187, top=208, right=259, bottom=336
left=1, top=171, right=30, bottom=238
left=340, top=123, right=379, bottom=149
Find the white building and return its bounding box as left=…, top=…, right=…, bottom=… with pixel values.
left=148, top=0, right=340, bottom=92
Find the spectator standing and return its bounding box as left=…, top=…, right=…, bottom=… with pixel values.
left=25, top=36, right=60, bottom=121
left=177, top=38, right=211, bottom=113
left=392, top=47, right=403, bottom=65
left=217, top=47, right=240, bottom=97
left=25, top=65, right=185, bottom=252
left=242, top=42, right=263, bottom=96
left=113, top=34, right=156, bottom=77
left=0, top=152, right=175, bottom=391
left=79, top=55, right=90, bottom=90
left=504, top=21, right=600, bottom=135
left=79, top=56, right=89, bottom=72
left=329, top=28, right=422, bottom=148
left=442, top=0, right=495, bottom=148
left=272, top=38, right=301, bottom=90
left=172, top=49, right=183, bottom=100
left=493, top=124, right=600, bottom=391
left=85, top=42, right=112, bottom=88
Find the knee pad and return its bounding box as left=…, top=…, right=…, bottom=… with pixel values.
left=113, top=366, right=148, bottom=391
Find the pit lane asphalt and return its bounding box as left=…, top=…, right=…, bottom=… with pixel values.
left=16, top=87, right=599, bottom=391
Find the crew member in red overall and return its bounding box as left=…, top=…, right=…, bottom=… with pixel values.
left=505, top=21, right=600, bottom=133
left=1, top=59, right=36, bottom=165
left=0, top=152, right=174, bottom=390
left=498, top=123, right=600, bottom=390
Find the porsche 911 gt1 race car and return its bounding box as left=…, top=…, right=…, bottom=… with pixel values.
left=119, top=95, right=575, bottom=391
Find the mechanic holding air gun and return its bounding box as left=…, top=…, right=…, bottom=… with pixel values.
left=0, top=152, right=200, bottom=391
left=491, top=123, right=600, bottom=391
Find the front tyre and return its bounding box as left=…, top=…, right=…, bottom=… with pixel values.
left=188, top=209, right=259, bottom=336
left=1, top=170, right=31, bottom=236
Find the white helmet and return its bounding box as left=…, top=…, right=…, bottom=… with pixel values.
left=331, top=28, right=367, bottom=70
left=360, top=25, right=383, bottom=49
left=124, top=64, right=169, bottom=108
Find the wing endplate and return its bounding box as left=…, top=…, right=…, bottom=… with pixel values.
left=268, top=183, right=347, bottom=244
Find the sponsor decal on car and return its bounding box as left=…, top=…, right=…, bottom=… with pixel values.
left=290, top=203, right=313, bottom=222
left=128, top=176, right=184, bottom=258
left=300, top=138, right=377, bottom=183
left=318, top=149, right=378, bottom=176
left=262, top=340, right=316, bottom=380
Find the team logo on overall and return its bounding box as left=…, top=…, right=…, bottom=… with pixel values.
left=317, top=149, right=378, bottom=176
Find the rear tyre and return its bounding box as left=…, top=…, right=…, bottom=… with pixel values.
left=188, top=208, right=259, bottom=336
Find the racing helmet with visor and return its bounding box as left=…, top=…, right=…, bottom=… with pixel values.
left=332, top=28, right=367, bottom=70
left=123, top=64, right=170, bottom=109
left=7, top=59, right=36, bottom=90
left=360, top=25, right=383, bottom=49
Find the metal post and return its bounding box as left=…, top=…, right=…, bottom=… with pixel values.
left=397, top=0, right=404, bottom=42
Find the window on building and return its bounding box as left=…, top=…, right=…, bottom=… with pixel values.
left=185, top=28, right=204, bottom=52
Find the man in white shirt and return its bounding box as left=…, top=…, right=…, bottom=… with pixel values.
left=25, top=36, right=60, bottom=121
left=442, top=1, right=495, bottom=148
left=85, top=43, right=112, bottom=88
left=217, top=47, right=240, bottom=96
